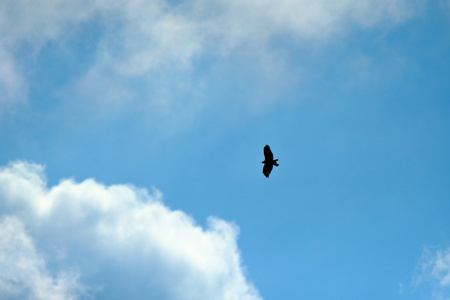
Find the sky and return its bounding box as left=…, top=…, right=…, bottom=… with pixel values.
left=0, top=0, right=450, bottom=299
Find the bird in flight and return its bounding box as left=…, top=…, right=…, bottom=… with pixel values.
left=262, top=145, right=279, bottom=178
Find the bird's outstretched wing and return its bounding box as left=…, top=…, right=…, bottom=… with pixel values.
left=264, top=145, right=273, bottom=161
left=263, top=163, right=273, bottom=178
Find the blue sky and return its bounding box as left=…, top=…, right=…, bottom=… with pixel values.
left=1, top=0, right=450, bottom=299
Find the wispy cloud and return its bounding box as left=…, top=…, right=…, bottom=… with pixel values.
left=412, top=246, right=450, bottom=300
left=0, top=161, right=261, bottom=299
left=0, top=0, right=426, bottom=116
left=77, top=0, right=427, bottom=78
left=0, top=47, right=27, bottom=113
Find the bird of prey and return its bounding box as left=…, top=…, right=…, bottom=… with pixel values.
left=262, top=145, right=279, bottom=178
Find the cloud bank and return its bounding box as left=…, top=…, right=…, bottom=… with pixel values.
left=0, top=161, right=261, bottom=300
left=0, top=0, right=426, bottom=112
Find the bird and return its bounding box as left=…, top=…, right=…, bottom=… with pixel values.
left=262, top=145, right=279, bottom=178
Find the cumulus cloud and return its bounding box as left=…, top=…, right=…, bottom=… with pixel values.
left=0, top=161, right=261, bottom=300
left=0, top=0, right=426, bottom=112
left=0, top=216, right=85, bottom=300
left=412, top=246, right=450, bottom=300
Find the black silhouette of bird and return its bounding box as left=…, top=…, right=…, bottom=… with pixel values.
left=262, top=145, right=279, bottom=178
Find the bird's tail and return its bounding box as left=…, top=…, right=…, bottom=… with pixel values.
left=274, top=159, right=279, bottom=167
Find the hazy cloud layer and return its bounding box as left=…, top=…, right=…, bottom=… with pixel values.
left=0, top=0, right=426, bottom=112
left=0, top=161, right=261, bottom=300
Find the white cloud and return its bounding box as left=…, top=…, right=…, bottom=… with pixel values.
left=89, top=0, right=426, bottom=75
left=0, top=0, right=102, bottom=108
left=0, top=161, right=261, bottom=300
left=412, top=246, right=450, bottom=300
left=0, top=0, right=426, bottom=113
left=200, top=0, right=425, bottom=46
left=0, top=216, right=86, bottom=300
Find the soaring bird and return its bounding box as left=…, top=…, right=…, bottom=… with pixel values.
left=262, top=145, right=279, bottom=178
